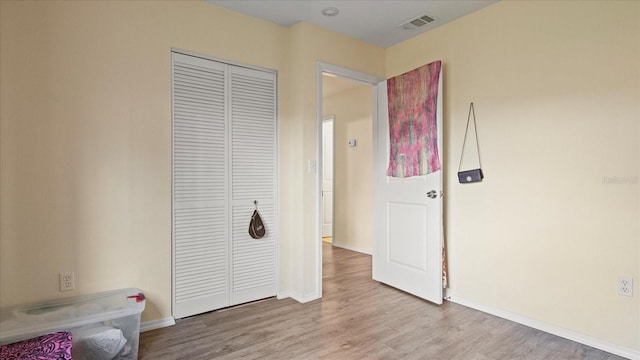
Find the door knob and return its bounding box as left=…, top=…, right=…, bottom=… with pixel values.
left=427, top=190, right=437, bottom=199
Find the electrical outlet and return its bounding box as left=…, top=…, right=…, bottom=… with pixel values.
left=617, top=276, right=633, bottom=297
left=59, top=272, right=75, bottom=291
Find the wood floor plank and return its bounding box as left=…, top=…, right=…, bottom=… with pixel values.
left=140, top=243, right=625, bottom=360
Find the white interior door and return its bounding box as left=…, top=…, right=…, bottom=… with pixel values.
left=172, top=52, right=277, bottom=319
left=172, top=53, right=230, bottom=318
left=229, top=66, right=278, bottom=306
left=372, top=75, right=443, bottom=304
left=322, top=119, right=334, bottom=238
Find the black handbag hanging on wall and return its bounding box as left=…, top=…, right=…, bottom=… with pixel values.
left=458, top=103, right=484, bottom=184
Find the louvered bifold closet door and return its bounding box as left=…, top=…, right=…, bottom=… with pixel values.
left=229, top=66, right=277, bottom=305
left=172, top=53, right=229, bottom=318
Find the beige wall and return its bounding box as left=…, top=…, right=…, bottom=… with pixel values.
left=0, top=0, right=385, bottom=322
left=323, top=83, right=373, bottom=254
left=386, top=0, right=639, bottom=350
left=0, top=0, right=289, bottom=322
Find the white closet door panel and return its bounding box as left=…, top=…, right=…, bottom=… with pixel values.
left=174, top=207, right=228, bottom=317
left=172, top=53, right=229, bottom=319
left=173, top=56, right=226, bottom=205
left=230, top=204, right=277, bottom=305
left=229, top=66, right=277, bottom=305
left=230, top=67, right=277, bottom=204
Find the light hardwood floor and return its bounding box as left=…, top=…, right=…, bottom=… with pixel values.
left=139, top=244, right=624, bottom=359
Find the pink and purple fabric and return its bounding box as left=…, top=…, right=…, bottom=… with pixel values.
left=0, top=331, right=73, bottom=360
left=386, top=61, right=442, bottom=178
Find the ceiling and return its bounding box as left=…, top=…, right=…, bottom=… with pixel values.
left=204, top=0, right=498, bottom=48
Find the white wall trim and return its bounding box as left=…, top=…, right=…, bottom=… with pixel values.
left=332, top=242, right=372, bottom=255
left=277, top=290, right=321, bottom=304
left=172, top=48, right=278, bottom=76
left=445, top=293, right=640, bottom=360
left=140, top=317, right=176, bottom=333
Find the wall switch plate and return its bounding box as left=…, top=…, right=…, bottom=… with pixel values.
left=308, top=160, right=317, bottom=173
left=617, top=276, right=633, bottom=297
left=60, top=272, right=75, bottom=291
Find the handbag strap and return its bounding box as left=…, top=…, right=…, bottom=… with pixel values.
left=458, top=102, right=482, bottom=171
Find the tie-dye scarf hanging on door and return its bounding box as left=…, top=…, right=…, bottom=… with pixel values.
left=386, top=61, right=442, bottom=177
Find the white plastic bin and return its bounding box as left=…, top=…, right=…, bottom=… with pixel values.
left=0, top=287, right=145, bottom=360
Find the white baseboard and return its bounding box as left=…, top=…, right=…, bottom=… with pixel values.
left=277, top=290, right=320, bottom=304
left=140, top=317, right=176, bottom=333
left=331, top=242, right=372, bottom=255
left=445, top=293, right=639, bottom=360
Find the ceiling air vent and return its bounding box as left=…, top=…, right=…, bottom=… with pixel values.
left=399, top=14, right=435, bottom=30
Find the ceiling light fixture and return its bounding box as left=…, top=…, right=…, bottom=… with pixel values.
left=321, top=7, right=339, bottom=17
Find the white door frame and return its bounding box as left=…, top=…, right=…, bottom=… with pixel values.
left=315, top=62, right=384, bottom=298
